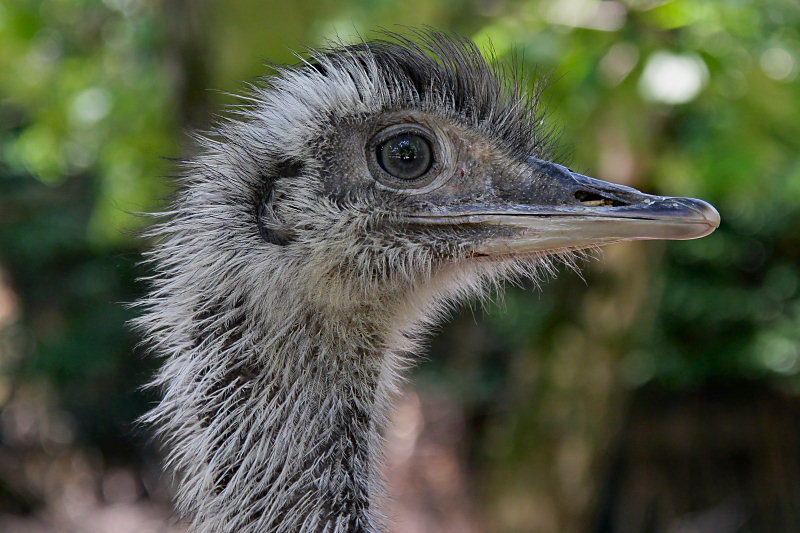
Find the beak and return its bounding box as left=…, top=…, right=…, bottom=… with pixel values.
left=410, top=157, right=720, bottom=256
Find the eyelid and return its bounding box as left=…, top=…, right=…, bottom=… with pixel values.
left=369, top=124, right=434, bottom=147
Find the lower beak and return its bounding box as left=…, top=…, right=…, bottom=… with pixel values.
left=411, top=158, right=720, bottom=256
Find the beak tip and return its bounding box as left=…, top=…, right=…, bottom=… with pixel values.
left=680, top=197, right=721, bottom=239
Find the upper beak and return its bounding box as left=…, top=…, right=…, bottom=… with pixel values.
left=409, top=157, right=720, bottom=256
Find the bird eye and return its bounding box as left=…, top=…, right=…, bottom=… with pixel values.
left=376, top=133, right=433, bottom=180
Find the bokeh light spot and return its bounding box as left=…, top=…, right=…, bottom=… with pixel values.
left=638, top=51, right=709, bottom=104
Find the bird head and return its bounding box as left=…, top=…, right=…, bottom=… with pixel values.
left=167, top=32, right=718, bottom=323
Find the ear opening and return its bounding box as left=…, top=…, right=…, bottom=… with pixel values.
left=257, top=187, right=296, bottom=246
left=276, top=160, right=304, bottom=179
left=255, top=160, right=304, bottom=246
left=255, top=159, right=306, bottom=246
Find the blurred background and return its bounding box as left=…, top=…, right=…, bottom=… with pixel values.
left=1, top=0, right=799, bottom=531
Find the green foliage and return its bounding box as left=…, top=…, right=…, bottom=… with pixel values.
left=0, top=0, right=175, bottom=247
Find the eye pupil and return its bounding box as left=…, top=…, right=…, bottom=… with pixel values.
left=377, top=133, right=433, bottom=180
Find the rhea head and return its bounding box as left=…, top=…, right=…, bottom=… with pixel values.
left=140, top=31, right=719, bottom=533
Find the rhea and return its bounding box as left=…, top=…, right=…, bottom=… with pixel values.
left=137, top=34, right=719, bottom=532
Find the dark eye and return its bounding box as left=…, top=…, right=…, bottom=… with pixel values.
left=376, top=133, right=433, bottom=180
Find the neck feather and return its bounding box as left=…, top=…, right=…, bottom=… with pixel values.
left=144, top=254, right=496, bottom=533
left=150, top=301, right=405, bottom=533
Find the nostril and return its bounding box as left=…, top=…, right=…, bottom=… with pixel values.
left=575, top=190, right=628, bottom=207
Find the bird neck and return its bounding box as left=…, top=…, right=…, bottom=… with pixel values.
left=173, top=303, right=398, bottom=533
